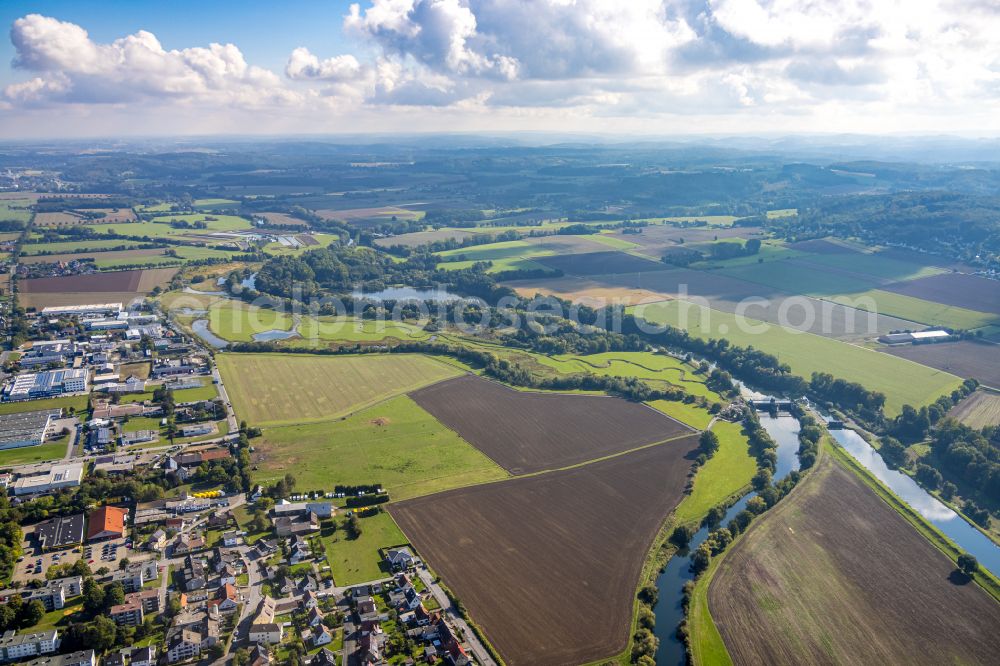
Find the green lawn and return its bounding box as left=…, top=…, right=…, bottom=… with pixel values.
left=588, top=233, right=640, bottom=250
left=320, top=512, right=408, bottom=585
left=632, top=300, right=963, bottom=415
left=537, top=351, right=722, bottom=401
left=20, top=239, right=145, bottom=255
left=173, top=381, right=220, bottom=403
left=672, top=420, right=756, bottom=526
left=0, top=440, right=67, bottom=466
left=0, top=394, right=89, bottom=415
left=208, top=301, right=295, bottom=342
left=0, top=199, right=31, bottom=223
left=121, top=416, right=163, bottom=433
left=193, top=198, right=239, bottom=207
left=829, top=289, right=1000, bottom=330
left=217, top=352, right=463, bottom=426
left=437, top=240, right=542, bottom=262
left=293, top=316, right=431, bottom=344
left=256, top=395, right=507, bottom=500
left=716, top=260, right=876, bottom=295
left=648, top=399, right=715, bottom=430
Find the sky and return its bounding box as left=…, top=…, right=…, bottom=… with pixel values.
left=1, top=0, right=999, bottom=139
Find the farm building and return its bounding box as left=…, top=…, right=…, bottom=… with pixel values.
left=87, top=506, right=128, bottom=542
left=879, top=329, right=951, bottom=344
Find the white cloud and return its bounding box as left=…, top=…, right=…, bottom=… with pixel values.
left=285, top=47, right=363, bottom=81
left=4, top=2, right=1000, bottom=135
left=6, top=13, right=303, bottom=107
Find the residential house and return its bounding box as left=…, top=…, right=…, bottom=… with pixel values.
left=221, top=530, right=240, bottom=547
left=109, top=599, right=144, bottom=627
left=129, top=647, right=155, bottom=666
left=2, top=576, right=82, bottom=611
left=273, top=512, right=319, bottom=537
left=0, top=630, right=60, bottom=662
left=20, top=651, right=94, bottom=666
left=207, top=584, right=239, bottom=614
left=385, top=547, right=415, bottom=572
left=248, top=645, right=270, bottom=666
left=111, top=561, right=157, bottom=593
left=145, top=529, right=167, bottom=552
left=172, top=534, right=205, bottom=556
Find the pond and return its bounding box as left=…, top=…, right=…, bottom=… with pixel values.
left=241, top=273, right=257, bottom=290
left=191, top=319, right=229, bottom=349
left=829, top=426, right=1000, bottom=576
left=351, top=286, right=468, bottom=303
left=252, top=328, right=297, bottom=342
left=654, top=413, right=801, bottom=665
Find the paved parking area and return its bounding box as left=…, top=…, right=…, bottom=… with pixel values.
left=12, top=533, right=141, bottom=584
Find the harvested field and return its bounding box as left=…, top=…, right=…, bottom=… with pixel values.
left=21, top=270, right=142, bottom=293
left=520, top=234, right=611, bottom=254
left=606, top=225, right=762, bottom=256
left=409, top=374, right=692, bottom=474
left=315, top=205, right=423, bottom=223
left=34, top=211, right=82, bottom=226
left=505, top=275, right=668, bottom=307
left=882, top=340, right=1000, bottom=389
left=19, top=249, right=167, bottom=265
left=536, top=250, right=666, bottom=276
left=256, top=212, right=308, bottom=227
left=708, top=456, right=1000, bottom=666
left=948, top=389, right=1000, bottom=428
left=374, top=228, right=480, bottom=248
left=883, top=273, right=1000, bottom=316
left=216, top=352, right=462, bottom=426
left=81, top=208, right=136, bottom=223
left=17, top=268, right=177, bottom=309
left=788, top=238, right=857, bottom=254
left=390, top=435, right=700, bottom=666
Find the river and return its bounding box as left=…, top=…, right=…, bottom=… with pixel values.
left=191, top=319, right=229, bottom=349
left=828, top=426, right=1000, bottom=576
left=654, top=413, right=802, bottom=665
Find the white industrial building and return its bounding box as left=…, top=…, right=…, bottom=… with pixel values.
left=13, top=463, right=84, bottom=496
left=5, top=369, right=88, bottom=400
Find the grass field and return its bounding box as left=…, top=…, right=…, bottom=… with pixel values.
left=216, top=352, right=462, bottom=426
left=320, top=511, right=409, bottom=585
left=255, top=395, right=507, bottom=500
left=193, top=198, right=239, bottom=207
left=648, top=399, right=715, bottom=430
left=538, top=352, right=721, bottom=401
left=830, top=289, right=1000, bottom=329
left=671, top=419, right=756, bottom=526
left=293, top=316, right=430, bottom=344
left=0, top=199, right=32, bottom=223
left=20, top=239, right=145, bottom=255
left=0, top=440, right=67, bottom=466
left=0, top=394, right=89, bottom=415
left=208, top=302, right=294, bottom=342
left=632, top=300, right=963, bottom=414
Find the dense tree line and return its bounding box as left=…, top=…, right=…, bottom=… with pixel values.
left=929, top=419, right=1000, bottom=517
left=769, top=191, right=1000, bottom=265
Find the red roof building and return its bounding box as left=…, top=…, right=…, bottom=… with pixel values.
left=87, top=505, right=128, bottom=541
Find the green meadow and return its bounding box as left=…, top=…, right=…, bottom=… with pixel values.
left=632, top=300, right=963, bottom=415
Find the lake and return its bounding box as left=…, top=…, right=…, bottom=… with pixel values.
left=351, top=286, right=467, bottom=302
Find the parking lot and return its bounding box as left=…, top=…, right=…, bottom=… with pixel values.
left=13, top=530, right=139, bottom=584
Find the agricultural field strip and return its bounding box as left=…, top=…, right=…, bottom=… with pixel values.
left=631, top=300, right=964, bottom=414
left=409, top=374, right=694, bottom=475
left=706, top=451, right=1000, bottom=666
left=947, top=389, right=1000, bottom=429
left=216, top=352, right=464, bottom=427
left=390, top=433, right=701, bottom=666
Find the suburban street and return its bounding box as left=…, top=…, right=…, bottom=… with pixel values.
left=416, top=567, right=497, bottom=666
